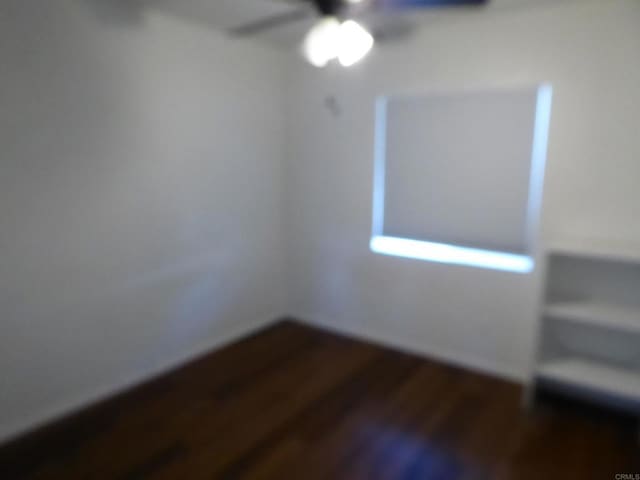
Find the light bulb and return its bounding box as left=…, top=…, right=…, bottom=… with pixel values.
left=337, top=20, right=374, bottom=67
left=303, top=16, right=340, bottom=68
left=303, top=17, right=374, bottom=68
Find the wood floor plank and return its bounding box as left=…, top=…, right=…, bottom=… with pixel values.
left=0, top=320, right=637, bottom=480
left=223, top=348, right=424, bottom=480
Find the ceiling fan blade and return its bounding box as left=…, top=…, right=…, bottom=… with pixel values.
left=230, top=7, right=312, bottom=36
left=373, top=0, right=488, bottom=9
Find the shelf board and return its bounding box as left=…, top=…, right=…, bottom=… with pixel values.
left=537, top=358, right=640, bottom=404
left=548, top=239, right=640, bottom=265
left=544, top=301, right=640, bottom=334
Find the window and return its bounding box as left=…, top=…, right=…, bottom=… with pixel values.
left=371, top=86, right=552, bottom=273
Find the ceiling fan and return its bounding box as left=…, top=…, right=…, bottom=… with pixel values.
left=231, top=0, right=489, bottom=68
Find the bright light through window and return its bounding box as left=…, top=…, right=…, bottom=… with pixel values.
left=370, top=85, right=553, bottom=274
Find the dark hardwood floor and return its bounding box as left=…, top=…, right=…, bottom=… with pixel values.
left=0, top=320, right=637, bottom=479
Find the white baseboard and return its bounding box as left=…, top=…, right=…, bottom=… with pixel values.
left=295, top=313, right=525, bottom=384
left=0, top=314, right=282, bottom=446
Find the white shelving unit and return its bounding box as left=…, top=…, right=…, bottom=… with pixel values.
left=544, top=302, right=640, bottom=335
left=548, top=239, right=640, bottom=265
left=537, top=358, right=640, bottom=404
left=528, top=239, right=640, bottom=432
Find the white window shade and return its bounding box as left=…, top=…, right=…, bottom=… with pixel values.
left=372, top=86, right=552, bottom=272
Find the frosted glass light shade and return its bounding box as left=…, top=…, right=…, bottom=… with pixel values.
left=337, top=20, right=374, bottom=67
left=303, top=16, right=340, bottom=68
left=303, top=18, right=374, bottom=68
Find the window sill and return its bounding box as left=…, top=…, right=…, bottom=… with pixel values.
left=370, top=235, right=533, bottom=274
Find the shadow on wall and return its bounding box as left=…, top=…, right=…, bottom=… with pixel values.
left=78, top=0, right=145, bottom=26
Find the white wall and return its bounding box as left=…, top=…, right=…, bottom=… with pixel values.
left=284, top=0, right=640, bottom=380
left=0, top=0, right=287, bottom=442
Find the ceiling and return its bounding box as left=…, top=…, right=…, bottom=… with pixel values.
left=144, top=0, right=315, bottom=45
left=144, top=0, right=584, bottom=47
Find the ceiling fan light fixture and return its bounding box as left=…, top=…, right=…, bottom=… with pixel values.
left=303, top=16, right=341, bottom=68
left=303, top=16, right=374, bottom=68
left=337, top=20, right=374, bottom=67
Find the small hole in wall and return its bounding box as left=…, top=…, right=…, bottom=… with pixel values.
left=324, top=96, right=341, bottom=117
